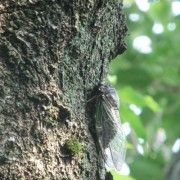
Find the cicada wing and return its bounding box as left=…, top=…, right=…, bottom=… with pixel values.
left=95, top=93, right=126, bottom=171
left=95, top=98, right=107, bottom=160
left=108, top=122, right=126, bottom=171
left=101, top=98, right=127, bottom=171
left=96, top=97, right=116, bottom=161
left=101, top=100, right=118, bottom=149
left=104, top=147, right=115, bottom=169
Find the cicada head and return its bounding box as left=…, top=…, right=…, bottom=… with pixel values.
left=98, top=82, right=120, bottom=108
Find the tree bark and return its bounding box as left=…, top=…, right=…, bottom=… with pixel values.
left=165, top=152, right=180, bottom=180
left=0, top=0, right=127, bottom=179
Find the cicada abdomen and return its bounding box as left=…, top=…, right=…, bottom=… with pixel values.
left=95, top=82, right=126, bottom=171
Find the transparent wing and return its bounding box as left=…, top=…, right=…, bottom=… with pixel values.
left=95, top=98, right=107, bottom=159
left=96, top=97, right=116, bottom=148
left=108, top=122, right=126, bottom=171
left=96, top=95, right=126, bottom=171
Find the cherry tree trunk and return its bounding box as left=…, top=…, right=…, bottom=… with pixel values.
left=0, top=0, right=127, bottom=179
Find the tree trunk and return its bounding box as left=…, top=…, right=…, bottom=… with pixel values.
left=165, top=152, right=180, bottom=180
left=0, top=0, right=127, bottom=179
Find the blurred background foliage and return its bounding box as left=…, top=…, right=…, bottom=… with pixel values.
left=108, top=0, right=180, bottom=179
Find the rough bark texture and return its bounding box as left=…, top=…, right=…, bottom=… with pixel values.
left=0, top=0, right=127, bottom=179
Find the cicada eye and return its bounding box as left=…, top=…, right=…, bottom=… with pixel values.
left=98, top=85, right=105, bottom=92
left=99, top=83, right=109, bottom=92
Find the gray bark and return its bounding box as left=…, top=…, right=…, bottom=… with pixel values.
left=165, top=152, right=180, bottom=180
left=0, top=0, right=127, bottom=179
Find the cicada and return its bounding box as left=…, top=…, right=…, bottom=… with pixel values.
left=95, top=82, right=126, bottom=171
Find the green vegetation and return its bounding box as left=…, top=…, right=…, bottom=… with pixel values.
left=66, top=138, right=81, bottom=156
left=108, top=1, right=180, bottom=179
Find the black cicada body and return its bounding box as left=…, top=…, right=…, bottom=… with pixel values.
left=95, top=82, right=126, bottom=171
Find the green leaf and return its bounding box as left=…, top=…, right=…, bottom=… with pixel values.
left=109, top=170, right=136, bottom=180
left=119, top=86, right=146, bottom=107
left=119, top=86, right=160, bottom=112
left=144, top=95, right=160, bottom=112
left=120, top=105, right=146, bottom=138
left=107, top=74, right=118, bottom=85
left=116, top=68, right=153, bottom=88
left=129, top=155, right=163, bottom=180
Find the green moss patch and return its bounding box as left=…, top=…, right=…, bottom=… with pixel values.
left=66, top=138, right=81, bottom=156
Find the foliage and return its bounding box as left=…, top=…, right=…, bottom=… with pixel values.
left=108, top=0, right=180, bottom=179
left=109, top=170, right=135, bottom=180
left=66, top=138, right=81, bottom=156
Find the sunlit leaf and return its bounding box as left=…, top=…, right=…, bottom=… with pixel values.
left=109, top=170, right=136, bottom=180
left=144, top=95, right=160, bottom=112
left=120, top=105, right=146, bottom=138
left=119, top=87, right=160, bottom=112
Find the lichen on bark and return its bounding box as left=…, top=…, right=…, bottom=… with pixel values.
left=0, top=0, right=127, bottom=179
